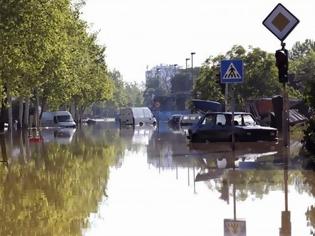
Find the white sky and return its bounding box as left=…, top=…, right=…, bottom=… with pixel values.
left=81, top=0, right=315, bottom=83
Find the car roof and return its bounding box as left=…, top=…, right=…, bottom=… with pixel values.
left=183, top=113, right=201, bottom=117
left=204, top=111, right=251, bottom=115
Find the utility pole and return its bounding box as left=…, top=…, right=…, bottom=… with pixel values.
left=275, top=42, right=289, bottom=146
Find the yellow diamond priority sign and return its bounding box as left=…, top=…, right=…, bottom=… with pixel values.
left=263, top=3, right=299, bottom=41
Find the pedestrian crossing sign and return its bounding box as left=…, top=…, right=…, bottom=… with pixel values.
left=220, top=60, right=244, bottom=84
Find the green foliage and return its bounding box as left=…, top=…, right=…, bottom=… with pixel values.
left=92, top=70, right=144, bottom=115
left=0, top=0, right=114, bottom=112
left=237, top=47, right=282, bottom=104
left=290, top=40, right=315, bottom=155
left=193, top=55, right=224, bottom=102
left=193, top=45, right=302, bottom=109
left=303, top=117, right=315, bottom=154
left=290, top=39, right=315, bottom=60
left=124, top=82, right=144, bottom=106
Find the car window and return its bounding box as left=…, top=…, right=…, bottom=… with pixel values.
left=143, top=109, right=152, bottom=118
left=234, top=115, right=242, bottom=126
left=201, top=114, right=215, bottom=126
left=243, top=114, right=256, bottom=126
left=216, top=114, right=226, bottom=126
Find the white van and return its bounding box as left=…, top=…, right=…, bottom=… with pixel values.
left=41, top=111, right=76, bottom=128
left=119, top=107, right=156, bottom=126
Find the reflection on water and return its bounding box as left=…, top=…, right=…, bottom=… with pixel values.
left=0, top=122, right=314, bottom=235
left=0, top=124, right=122, bottom=236
left=41, top=127, right=76, bottom=144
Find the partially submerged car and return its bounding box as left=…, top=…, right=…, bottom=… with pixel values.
left=119, top=107, right=157, bottom=126
left=187, top=112, right=278, bottom=143
left=41, top=111, right=76, bottom=128
left=168, top=114, right=182, bottom=125
left=180, top=113, right=202, bottom=126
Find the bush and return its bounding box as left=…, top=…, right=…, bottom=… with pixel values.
left=303, top=117, right=315, bottom=154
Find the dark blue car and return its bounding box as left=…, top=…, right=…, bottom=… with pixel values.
left=187, top=112, right=278, bottom=143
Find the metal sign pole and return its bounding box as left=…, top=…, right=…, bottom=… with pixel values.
left=263, top=3, right=299, bottom=147
left=282, top=83, right=289, bottom=147
left=280, top=41, right=289, bottom=147
left=225, top=84, right=229, bottom=112
left=231, top=86, right=235, bottom=151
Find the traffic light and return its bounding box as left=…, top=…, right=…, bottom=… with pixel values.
left=275, top=49, right=288, bottom=83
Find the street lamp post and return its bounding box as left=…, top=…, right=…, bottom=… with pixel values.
left=173, top=64, right=178, bottom=72
left=185, top=58, right=190, bottom=70
left=191, top=52, right=196, bottom=90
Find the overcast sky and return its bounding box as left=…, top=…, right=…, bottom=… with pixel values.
left=81, top=0, right=315, bottom=83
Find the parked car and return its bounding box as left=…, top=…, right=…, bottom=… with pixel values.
left=180, top=113, right=202, bottom=126
left=187, top=112, right=278, bottom=143
left=41, top=111, right=76, bottom=128
left=119, top=107, right=157, bottom=126
left=168, top=114, right=182, bottom=125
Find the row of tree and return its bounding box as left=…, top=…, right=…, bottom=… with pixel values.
left=0, top=0, right=116, bottom=129
left=91, top=70, right=144, bottom=117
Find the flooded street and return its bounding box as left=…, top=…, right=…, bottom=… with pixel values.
left=0, top=121, right=314, bottom=236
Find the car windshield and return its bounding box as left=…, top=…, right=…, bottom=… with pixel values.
left=201, top=114, right=215, bottom=125
left=56, top=115, right=72, bottom=122
left=243, top=114, right=256, bottom=126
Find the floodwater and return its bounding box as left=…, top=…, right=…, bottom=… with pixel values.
left=0, top=121, right=314, bottom=236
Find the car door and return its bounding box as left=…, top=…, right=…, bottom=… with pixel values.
left=197, top=114, right=216, bottom=141
left=213, top=114, right=230, bottom=141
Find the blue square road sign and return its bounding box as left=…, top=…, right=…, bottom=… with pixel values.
left=220, top=60, right=244, bottom=84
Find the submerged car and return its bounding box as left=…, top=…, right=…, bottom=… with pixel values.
left=187, top=112, right=278, bottom=143
left=180, top=113, right=202, bottom=126
left=168, top=114, right=182, bottom=125
left=119, top=107, right=157, bottom=126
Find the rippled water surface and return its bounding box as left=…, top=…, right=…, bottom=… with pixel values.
left=0, top=121, right=314, bottom=236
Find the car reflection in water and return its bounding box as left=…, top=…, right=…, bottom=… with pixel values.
left=41, top=127, right=76, bottom=144
left=119, top=125, right=155, bottom=146
left=188, top=140, right=305, bottom=186
left=189, top=141, right=281, bottom=170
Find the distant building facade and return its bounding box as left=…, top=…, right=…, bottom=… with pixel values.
left=144, top=64, right=199, bottom=111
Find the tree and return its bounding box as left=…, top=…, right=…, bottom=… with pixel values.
left=0, top=0, right=115, bottom=127
left=192, top=55, right=225, bottom=102
left=0, top=0, right=74, bottom=128
left=193, top=45, right=302, bottom=109
left=290, top=39, right=315, bottom=60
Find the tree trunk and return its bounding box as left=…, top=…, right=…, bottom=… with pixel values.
left=78, top=106, right=85, bottom=125
left=18, top=97, right=23, bottom=129
left=7, top=86, right=13, bottom=130
left=70, top=102, right=76, bottom=120
left=39, top=96, right=47, bottom=124
left=23, top=97, right=30, bottom=128
left=0, top=134, right=7, bottom=163
left=34, top=89, right=39, bottom=130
